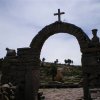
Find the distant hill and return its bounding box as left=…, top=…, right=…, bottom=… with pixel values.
left=40, top=62, right=82, bottom=84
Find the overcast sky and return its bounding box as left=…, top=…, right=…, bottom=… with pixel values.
left=0, top=0, right=100, bottom=65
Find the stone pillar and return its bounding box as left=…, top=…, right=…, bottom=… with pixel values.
left=82, top=45, right=100, bottom=100
left=82, top=54, right=92, bottom=100
left=17, top=48, right=40, bottom=100
left=83, top=73, right=91, bottom=100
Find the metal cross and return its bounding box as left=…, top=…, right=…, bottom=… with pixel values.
left=54, top=9, right=65, bottom=22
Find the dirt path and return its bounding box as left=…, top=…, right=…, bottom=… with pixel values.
left=39, top=88, right=83, bottom=100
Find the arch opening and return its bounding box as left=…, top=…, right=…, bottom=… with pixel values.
left=39, top=33, right=83, bottom=90
left=40, top=33, right=82, bottom=65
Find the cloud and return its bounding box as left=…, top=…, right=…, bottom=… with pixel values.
left=0, top=0, right=100, bottom=65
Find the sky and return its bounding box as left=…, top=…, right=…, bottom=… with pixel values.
left=0, top=0, right=100, bottom=65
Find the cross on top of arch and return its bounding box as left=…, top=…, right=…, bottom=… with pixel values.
left=54, top=9, right=65, bottom=22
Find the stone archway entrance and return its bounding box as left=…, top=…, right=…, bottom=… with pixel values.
left=28, top=21, right=91, bottom=100
left=1, top=20, right=100, bottom=100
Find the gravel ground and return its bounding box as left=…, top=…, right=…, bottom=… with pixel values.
left=39, top=88, right=84, bottom=100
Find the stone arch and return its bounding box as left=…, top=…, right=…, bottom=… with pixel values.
left=30, top=22, right=90, bottom=59
left=29, top=21, right=91, bottom=100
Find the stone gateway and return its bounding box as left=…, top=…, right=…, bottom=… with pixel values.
left=1, top=19, right=100, bottom=100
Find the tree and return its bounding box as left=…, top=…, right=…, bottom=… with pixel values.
left=54, top=59, right=58, bottom=64
left=64, top=59, right=73, bottom=65
left=41, top=58, right=45, bottom=67
left=67, top=59, right=71, bottom=65
left=64, top=59, right=67, bottom=65
left=42, top=58, right=45, bottom=62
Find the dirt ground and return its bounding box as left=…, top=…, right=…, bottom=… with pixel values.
left=39, top=88, right=84, bottom=100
